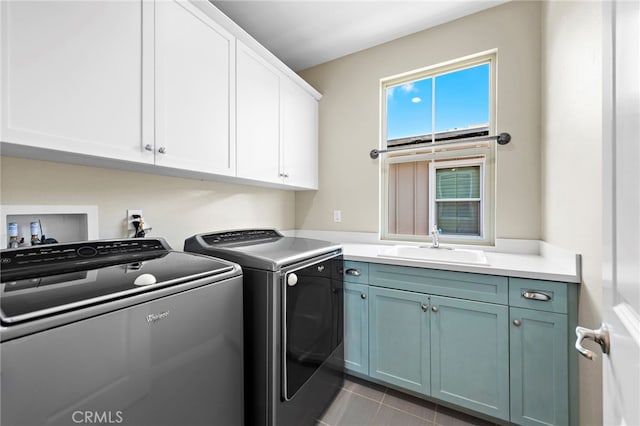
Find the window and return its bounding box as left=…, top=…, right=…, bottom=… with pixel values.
left=381, top=52, right=496, bottom=244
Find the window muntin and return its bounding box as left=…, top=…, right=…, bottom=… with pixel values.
left=381, top=53, right=495, bottom=244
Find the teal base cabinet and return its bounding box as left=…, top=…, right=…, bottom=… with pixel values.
left=342, top=261, right=577, bottom=426
left=369, top=286, right=430, bottom=395
left=431, top=296, right=509, bottom=420
left=509, top=277, right=573, bottom=426
left=343, top=261, right=370, bottom=375
left=510, top=308, right=568, bottom=426
left=344, top=281, right=369, bottom=375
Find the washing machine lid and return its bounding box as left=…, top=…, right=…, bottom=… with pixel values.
left=184, top=229, right=342, bottom=271
left=0, top=238, right=238, bottom=324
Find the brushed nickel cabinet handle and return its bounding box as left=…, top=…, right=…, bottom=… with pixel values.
left=345, top=269, right=361, bottom=277
left=361, top=293, right=367, bottom=300
left=522, top=290, right=552, bottom=301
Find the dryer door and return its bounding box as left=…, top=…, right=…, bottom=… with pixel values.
left=282, top=253, right=343, bottom=400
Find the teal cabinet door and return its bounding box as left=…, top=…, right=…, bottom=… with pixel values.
left=369, top=286, right=430, bottom=395
left=510, top=307, right=569, bottom=426
left=430, top=296, right=510, bottom=420
left=344, top=282, right=369, bottom=375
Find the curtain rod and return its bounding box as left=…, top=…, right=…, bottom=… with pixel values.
left=369, top=132, right=511, bottom=159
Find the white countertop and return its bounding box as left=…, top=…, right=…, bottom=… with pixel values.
left=283, top=230, right=581, bottom=284
left=342, top=243, right=580, bottom=283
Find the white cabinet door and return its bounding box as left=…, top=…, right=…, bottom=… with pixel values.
left=155, top=0, right=235, bottom=175
left=281, top=79, right=318, bottom=189
left=236, top=42, right=281, bottom=184
left=0, top=0, right=153, bottom=163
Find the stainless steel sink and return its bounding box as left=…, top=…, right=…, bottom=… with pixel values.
left=378, top=245, right=489, bottom=265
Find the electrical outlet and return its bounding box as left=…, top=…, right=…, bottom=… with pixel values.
left=333, top=210, right=342, bottom=223
left=127, top=209, right=143, bottom=231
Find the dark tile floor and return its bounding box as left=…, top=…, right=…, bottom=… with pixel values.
left=317, top=375, right=498, bottom=426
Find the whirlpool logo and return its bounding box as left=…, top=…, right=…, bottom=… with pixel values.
left=146, top=310, right=170, bottom=324
left=72, top=411, right=123, bottom=424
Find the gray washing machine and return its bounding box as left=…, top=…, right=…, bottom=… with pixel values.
left=184, top=229, right=344, bottom=426
left=1, top=238, right=243, bottom=426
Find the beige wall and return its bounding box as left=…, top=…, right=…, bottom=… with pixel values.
left=0, top=156, right=295, bottom=249
left=541, top=2, right=603, bottom=425
left=296, top=1, right=542, bottom=240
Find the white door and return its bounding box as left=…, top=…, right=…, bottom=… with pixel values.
left=0, top=0, right=153, bottom=163
left=155, top=0, right=235, bottom=175
left=600, top=2, right=640, bottom=425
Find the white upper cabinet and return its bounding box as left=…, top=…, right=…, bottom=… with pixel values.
left=281, top=79, right=319, bottom=190
left=0, top=0, right=153, bottom=163
left=155, top=0, right=235, bottom=175
left=1, top=0, right=320, bottom=189
left=236, top=41, right=320, bottom=189
left=236, top=41, right=281, bottom=184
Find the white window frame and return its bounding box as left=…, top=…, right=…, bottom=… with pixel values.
left=429, top=158, right=486, bottom=241
left=379, top=50, right=496, bottom=245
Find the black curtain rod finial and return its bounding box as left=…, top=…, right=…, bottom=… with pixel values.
left=497, top=132, right=511, bottom=145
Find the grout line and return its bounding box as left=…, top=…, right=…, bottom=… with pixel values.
left=379, top=402, right=435, bottom=423
left=343, top=385, right=388, bottom=404
left=370, top=388, right=386, bottom=424
left=379, top=389, right=437, bottom=422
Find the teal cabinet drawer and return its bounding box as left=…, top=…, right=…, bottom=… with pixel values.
left=509, top=278, right=568, bottom=314
left=343, top=261, right=369, bottom=284
left=369, top=263, right=508, bottom=304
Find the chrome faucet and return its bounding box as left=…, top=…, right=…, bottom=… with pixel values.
left=431, top=225, right=440, bottom=248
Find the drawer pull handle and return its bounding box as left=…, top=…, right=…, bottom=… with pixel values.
left=522, top=290, right=551, bottom=301
left=346, top=269, right=361, bottom=277
left=513, top=319, right=522, bottom=326
left=361, top=293, right=367, bottom=300
left=421, top=303, right=428, bottom=312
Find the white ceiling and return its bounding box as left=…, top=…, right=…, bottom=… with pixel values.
left=211, top=1, right=510, bottom=71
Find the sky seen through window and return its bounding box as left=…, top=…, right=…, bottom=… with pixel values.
left=386, top=63, right=490, bottom=141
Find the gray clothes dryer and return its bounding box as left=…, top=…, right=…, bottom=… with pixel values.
left=184, top=229, right=345, bottom=426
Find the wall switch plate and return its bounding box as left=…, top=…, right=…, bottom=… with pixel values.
left=127, top=209, right=143, bottom=231
left=333, top=210, right=342, bottom=223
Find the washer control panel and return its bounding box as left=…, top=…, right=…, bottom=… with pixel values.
left=202, top=229, right=282, bottom=245
left=1, top=239, right=169, bottom=276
